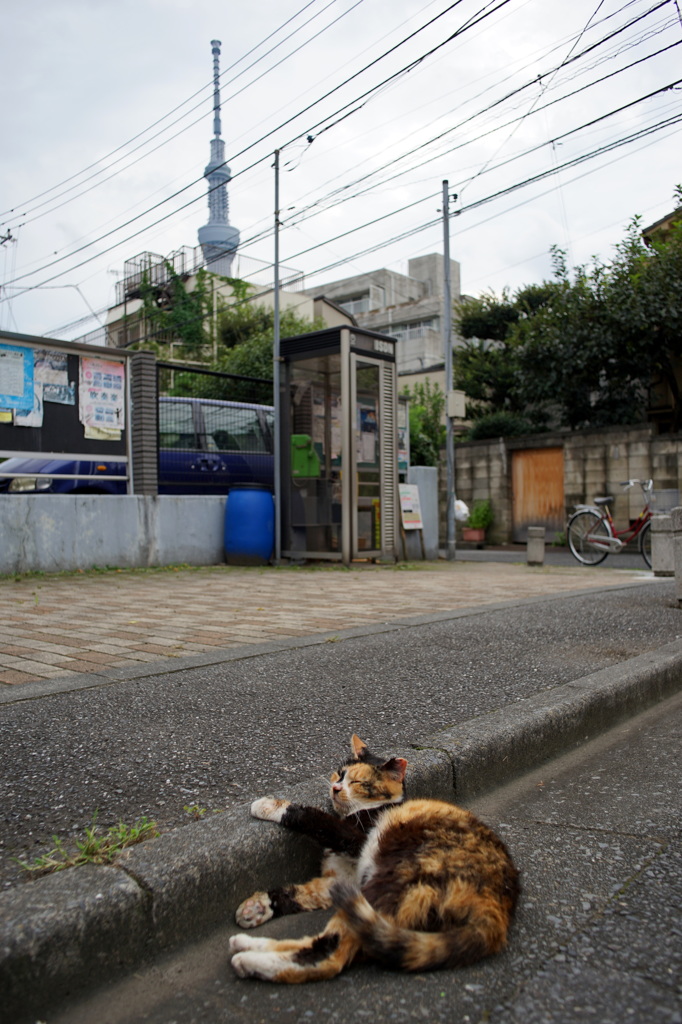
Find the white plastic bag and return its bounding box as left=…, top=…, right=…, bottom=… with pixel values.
left=454, top=499, right=469, bottom=523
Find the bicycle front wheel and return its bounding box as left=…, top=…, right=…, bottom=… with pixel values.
left=567, top=510, right=611, bottom=565
left=639, top=519, right=652, bottom=569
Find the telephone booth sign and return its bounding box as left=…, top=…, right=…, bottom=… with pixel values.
left=280, top=326, right=399, bottom=565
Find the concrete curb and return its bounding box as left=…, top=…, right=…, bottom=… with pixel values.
left=416, top=637, right=682, bottom=801
left=2, top=638, right=682, bottom=1022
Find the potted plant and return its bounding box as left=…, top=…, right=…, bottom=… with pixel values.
left=462, top=499, right=493, bottom=544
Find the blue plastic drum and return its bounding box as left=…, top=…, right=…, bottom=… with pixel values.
left=224, top=484, right=275, bottom=565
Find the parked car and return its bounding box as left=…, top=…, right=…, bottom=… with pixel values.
left=0, top=397, right=275, bottom=495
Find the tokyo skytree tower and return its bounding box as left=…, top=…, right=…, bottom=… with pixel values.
left=198, top=40, right=240, bottom=275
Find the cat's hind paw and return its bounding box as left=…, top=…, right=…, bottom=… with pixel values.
left=251, top=796, right=289, bottom=822
left=231, top=950, right=281, bottom=980
left=230, top=936, right=284, bottom=980
left=235, top=891, right=274, bottom=928
left=229, top=934, right=274, bottom=954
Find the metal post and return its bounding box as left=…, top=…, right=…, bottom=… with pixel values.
left=273, top=150, right=282, bottom=563
left=442, top=180, right=456, bottom=560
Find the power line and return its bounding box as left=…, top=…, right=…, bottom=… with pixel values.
left=2, top=0, right=511, bottom=294
left=1, top=0, right=367, bottom=232
left=296, top=110, right=682, bottom=284
left=45, top=107, right=682, bottom=342
left=6, top=0, right=679, bottom=327
left=458, top=0, right=608, bottom=196
left=5, top=0, right=665, bottom=283
left=0, top=0, right=336, bottom=222
left=273, top=41, right=682, bottom=233
left=285, top=1, right=678, bottom=221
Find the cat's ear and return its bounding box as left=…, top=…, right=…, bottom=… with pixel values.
left=382, top=757, right=408, bottom=781
left=350, top=734, right=369, bottom=759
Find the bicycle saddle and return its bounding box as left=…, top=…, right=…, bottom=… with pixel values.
left=593, top=496, right=613, bottom=505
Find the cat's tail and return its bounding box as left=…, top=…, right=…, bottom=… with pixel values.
left=331, top=879, right=508, bottom=972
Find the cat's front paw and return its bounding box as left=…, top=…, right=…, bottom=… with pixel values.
left=236, top=891, right=274, bottom=928
left=251, top=796, right=289, bottom=822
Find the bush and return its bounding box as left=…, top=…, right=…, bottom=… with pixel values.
left=401, top=380, right=445, bottom=467
left=466, top=411, right=535, bottom=441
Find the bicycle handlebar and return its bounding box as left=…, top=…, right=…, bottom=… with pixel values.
left=619, top=479, right=653, bottom=490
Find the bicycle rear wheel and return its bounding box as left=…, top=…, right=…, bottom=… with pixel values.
left=639, top=519, right=652, bottom=569
left=567, top=510, right=611, bottom=565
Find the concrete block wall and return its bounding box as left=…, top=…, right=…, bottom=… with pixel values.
left=439, top=424, right=682, bottom=546
left=442, top=437, right=511, bottom=545
left=563, top=426, right=680, bottom=527
left=0, top=495, right=226, bottom=575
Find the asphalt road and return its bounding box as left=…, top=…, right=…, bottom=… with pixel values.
left=1, top=579, right=678, bottom=891
left=48, top=687, right=682, bottom=1024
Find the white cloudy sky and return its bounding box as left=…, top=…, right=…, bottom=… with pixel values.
left=1, top=0, right=680, bottom=340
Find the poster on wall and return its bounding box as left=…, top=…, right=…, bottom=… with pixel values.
left=35, top=349, right=68, bottom=386
left=78, top=357, right=125, bottom=431
left=357, top=405, right=378, bottom=464
left=43, top=383, right=75, bottom=405
left=35, top=349, right=75, bottom=405
left=0, top=344, right=34, bottom=409
left=14, top=383, right=44, bottom=428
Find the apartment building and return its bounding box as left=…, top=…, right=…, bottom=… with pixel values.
left=301, top=253, right=461, bottom=378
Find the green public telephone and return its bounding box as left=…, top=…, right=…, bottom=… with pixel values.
left=290, top=434, right=321, bottom=478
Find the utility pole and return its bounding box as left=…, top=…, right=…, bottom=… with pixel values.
left=273, top=150, right=282, bottom=564
left=442, top=180, right=456, bottom=561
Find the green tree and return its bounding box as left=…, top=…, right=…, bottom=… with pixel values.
left=457, top=288, right=520, bottom=341
left=171, top=305, right=324, bottom=404
left=454, top=283, right=557, bottom=427
left=401, top=379, right=445, bottom=466
left=453, top=192, right=682, bottom=432
left=452, top=335, right=523, bottom=419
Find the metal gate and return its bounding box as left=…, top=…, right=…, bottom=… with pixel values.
left=511, top=447, right=565, bottom=542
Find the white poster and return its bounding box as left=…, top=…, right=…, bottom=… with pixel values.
left=35, top=349, right=68, bottom=386
left=79, top=357, right=125, bottom=430
left=13, top=382, right=43, bottom=428
left=0, top=344, right=34, bottom=408
left=399, top=484, right=424, bottom=530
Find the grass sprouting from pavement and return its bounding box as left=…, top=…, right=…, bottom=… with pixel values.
left=15, top=813, right=159, bottom=875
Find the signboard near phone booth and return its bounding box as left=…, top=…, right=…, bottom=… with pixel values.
left=280, top=326, right=399, bottom=565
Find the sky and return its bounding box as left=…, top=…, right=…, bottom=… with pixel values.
left=1, top=0, right=681, bottom=341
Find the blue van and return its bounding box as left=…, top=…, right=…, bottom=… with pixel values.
left=0, top=397, right=275, bottom=495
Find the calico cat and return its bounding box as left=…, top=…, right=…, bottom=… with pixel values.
left=229, top=734, right=519, bottom=984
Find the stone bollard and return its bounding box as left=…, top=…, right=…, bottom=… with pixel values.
left=527, top=526, right=545, bottom=566
left=651, top=514, right=673, bottom=576
left=671, top=508, right=682, bottom=605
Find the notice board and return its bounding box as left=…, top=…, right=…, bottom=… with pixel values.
left=0, top=342, right=127, bottom=456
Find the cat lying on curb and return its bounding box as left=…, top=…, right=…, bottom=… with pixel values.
left=229, top=734, right=519, bottom=984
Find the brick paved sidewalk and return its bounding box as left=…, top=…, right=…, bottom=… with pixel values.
left=1, top=560, right=650, bottom=687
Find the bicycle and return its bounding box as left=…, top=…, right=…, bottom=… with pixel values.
left=567, top=478, right=654, bottom=568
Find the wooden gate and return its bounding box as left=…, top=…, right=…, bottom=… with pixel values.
left=511, top=447, right=565, bottom=542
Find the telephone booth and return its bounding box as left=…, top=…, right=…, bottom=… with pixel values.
left=280, top=326, right=399, bottom=565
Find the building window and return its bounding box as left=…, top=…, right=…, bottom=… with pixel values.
left=338, top=294, right=370, bottom=315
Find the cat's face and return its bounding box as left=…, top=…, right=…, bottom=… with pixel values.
left=329, top=735, right=407, bottom=816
